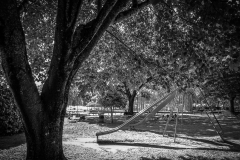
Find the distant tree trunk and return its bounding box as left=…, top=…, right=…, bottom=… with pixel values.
left=127, top=91, right=137, bottom=115
left=230, top=96, right=236, bottom=113
left=136, top=96, right=139, bottom=112
left=110, top=106, right=113, bottom=123
left=128, top=96, right=134, bottom=114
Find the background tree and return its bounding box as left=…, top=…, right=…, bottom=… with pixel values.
left=176, top=0, right=240, bottom=112
left=93, top=7, right=179, bottom=114
left=98, top=89, right=127, bottom=123
left=203, top=65, right=240, bottom=113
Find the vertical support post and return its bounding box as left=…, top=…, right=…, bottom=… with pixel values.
left=136, top=95, right=138, bottom=113
left=172, top=93, right=179, bottom=142
left=142, top=97, right=145, bottom=108
left=163, top=112, right=171, bottom=137
left=163, top=91, right=178, bottom=137
left=198, top=87, right=225, bottom=142
left=181, top=94, right=185, bottom=125
left=199, top=88, right=224, bottom=131
left=174, top=107, right=179, bottom=143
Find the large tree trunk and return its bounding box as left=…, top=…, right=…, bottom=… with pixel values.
left=0, top=1, right=71, bottom=159
left=24, top=115, right=66, bottom=160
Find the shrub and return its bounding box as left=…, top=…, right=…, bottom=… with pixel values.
left=0, top=86, right=23, bottom=136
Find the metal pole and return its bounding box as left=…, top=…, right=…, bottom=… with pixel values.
left=199, top=88, right=224, bottom=132
left=181, top=94, right=185, bottom=125
left=163, top=91, right=178, bottom=137
left=174, top=106, right=179, bottom=143
left=197, top=88, right=225, bottom=141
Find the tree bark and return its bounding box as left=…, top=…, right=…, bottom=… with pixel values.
left=127, top=91, right=137, bottom=115
left=110, top=106, right=113, bottom=123
left=0, top=1, right=69, bottom=159
left=24, top=118, right=66, bottom=160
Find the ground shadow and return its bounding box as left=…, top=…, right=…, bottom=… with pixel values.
left=140, top=156, right=171, bottom=160
left=0, top=133, right=26, bottom=149
left=85, top=114, right=240, bottom=140
left=179, top=136, right=240, bottom=151
left=177, top=155, right=236, bottom=160
left=222, top=139, right=240, bottom=151
left=96, top=140, right=240, bottom=152
left=140, top=155, right=235, bottom=160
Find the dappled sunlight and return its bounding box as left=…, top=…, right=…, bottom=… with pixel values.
left=63, top=113, right=240, bottom=144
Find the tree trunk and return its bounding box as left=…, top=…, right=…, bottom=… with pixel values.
left=110, top=106, right=113, bottom=123
left=127, top=92, right=137, bottom=115
left=128, top=97, right=133, bottom=115
left=24, top=117, right=66, bottom=160
left=230, top=96, right=235, bottom=113
left=0, top=1, right=66, bottom=159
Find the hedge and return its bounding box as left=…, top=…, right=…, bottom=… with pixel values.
left=0, top=86, right=23, bottom=136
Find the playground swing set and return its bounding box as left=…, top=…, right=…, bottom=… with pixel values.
left=96, top=87, right=226, bottom=142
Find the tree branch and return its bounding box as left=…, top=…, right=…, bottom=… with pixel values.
left=70, top=0, right=118, bottom=57
left=97, top=0, right=102, bottom=14
left=66, top=0, right=83, bottom=32
left=137, top=76, right=153, bottom=90
left=1, top=0, right=42, bottom=134
left=123, top=81, right=131, bottom=96
left=114, top=0, right=151, bottom=23
left=69, top=0, right=128, bottom=69
left=42, top=0, right=82, bottom=107
left=64, top=0, right=129, bottom=99
left=116, top=85, right=127, bottom=95
left=46, top=0, right=68, bottom=84
left=46, top=0, right=81, bottom=87
left=132, top=0, right=138, bottom=7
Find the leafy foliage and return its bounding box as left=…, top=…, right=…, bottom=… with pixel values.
left=0, top=86, right=23, bottom=136
left=140, top=90, right=152, bottom=101
left=98, top=90, right=127, bottom=109
left=203, top=66, right=240, bottom=100
left=21, top=1, right=57, bottom=86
